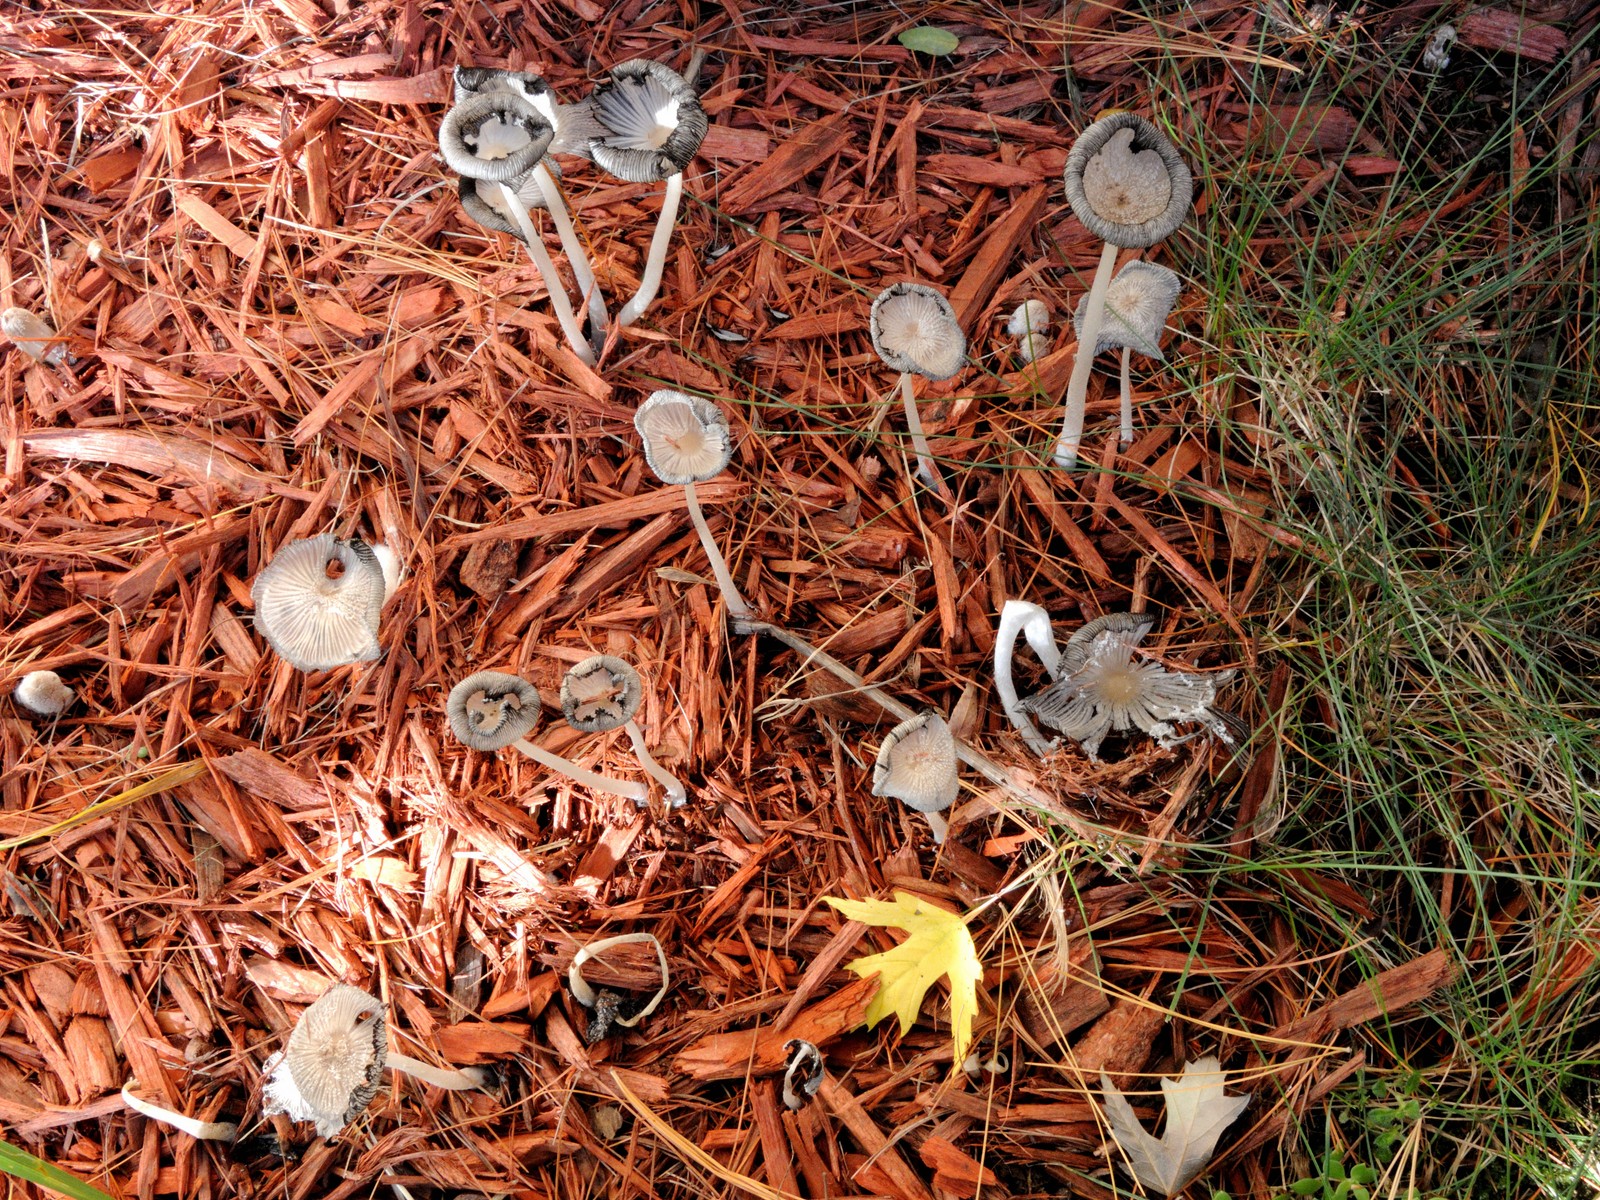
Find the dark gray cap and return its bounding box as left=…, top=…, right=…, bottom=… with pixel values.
left=1063, top=113, right=1191, bottom=248
left=588, top=60, right=707, bottom=183
left=447, top=671, right=541, bottom=750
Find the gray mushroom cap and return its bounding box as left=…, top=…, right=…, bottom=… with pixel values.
left=869, top=283, right=967, bottom=381
left=634, top=390, right=734, bottom=485
left=439, top=91, right=554, bottom=184
left=2, top=307, right=67, bottom=366
left=871, top=712, right=959, bottom=815
left=452, top=67, right=605, bottom=157
left=251, top=535, right=387, bottom=672
left=588, top=59, right=708, bottom=183
left=447, top=671, right=541, bottom=751
left=1072, top=261, right=1180, bottom=358
left=261, top=984, right=386, bottom=1139
left=1063, top=113, right=1192, bottom=248
left=457, top=164, right=563, bottom=234
left=1062, top=612, right=1155, bottom=672
left=560, top=655, right=643, bottom=733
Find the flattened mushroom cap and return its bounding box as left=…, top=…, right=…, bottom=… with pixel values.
left=452, top=67, right=605, bottom=156
left=560, top=655, right=643, bottom=733
left=634, top=390, right=733, bottom=485
left=1062, top=612, right=1154, bottom=672
left=1072, top=261, right=1180, bottom=358
left=1063, top=113, right=1191, bottom=248
left=261, top=984, right=386, bottom=1139
left=439, top=91, right=554, bottom=184
left=870, top=283, right=967, bottom=381
left=251, top=535, right=387, bottom=672
left=588, top=59, right=707, bottom=183
left=871, top=712, right=959, bottom=814
left=447, top=671, right=541, bottom=751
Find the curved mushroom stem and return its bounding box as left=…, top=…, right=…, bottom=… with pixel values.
left=529, top=163, right=608, bottom=349
left=568, top=932, right=670, bottom=1027
left=617, top=171, right=684, bottom=328
left=496, top=182, right=597, bottom=367
left=386, top=1053, right=490, bottom=1091
left=511, top=737, right=649, bottom=803
left=923, top=810, right=950, bottom=845
left=623, top=718, right=686, bottom=807
left=1119, top=345, right=1134, bottom=445
left=897, top=372, right=944, bottom=492
left=994, top=600, right=1063, bottom=756
left=683, top=479, right=754, bottom=626
left=121, top=1084, right=238, bottom=1141
left=1054, top=240, right=1118, bottom=469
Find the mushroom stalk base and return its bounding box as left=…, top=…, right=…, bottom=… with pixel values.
left=512, top=737, right=648, bottom=803
left=618, top=171, right=684, bottom=328
left=498, top=182, right=597, bottom=367
left=923, top=810, right=950, bottom=844
left=1054, top=240, right=1118, bottom=469
left=1119, top=345, right=1133, bottom=444
left=625, top=719, right=687, bottom=807
left=684, top=480, right=754, bottom=623
left=897, top=372, right=944, bottom=492
left=387, top=1053, right=488, bottom=1091
left=531, top=163, right=609, bottom=350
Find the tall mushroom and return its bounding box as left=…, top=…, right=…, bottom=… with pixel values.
left=871, top=712, right=960, bottom=844
left=1071, top=261, right=1181, bottom=444
left=587, top=60, right=708, bottom=327
left=870, top=282, right=967, bottom=491
left=251, top=535, right=389, bottom=672
left=1055, top=112, right=1191, bottom=468
left=560, top=654, right=687, bottom=807
left=634, top=390, right=753, bottom=627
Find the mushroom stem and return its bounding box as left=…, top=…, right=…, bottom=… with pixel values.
left=121, top=1084, right=238, bottom=1141
left=617, top=171, right=684, bottom=328
left=1119, top=345, right=1133, bottom=444
left=623, top=719, right=687, bottom=807
left=1054, top=240, right=1118, bottom=469
left=530, top=162, right=609, bottom=347
left=683, top=479, right=753, bottom=624
left=897, top=372, right=944, bottom=492
left=385, top=1053, right=490, bottom=1091
left=497, top=182, right=597, bottom=367
left=568, top=933, right=670, bottom=1027
left=923, top=810, right=950, bottom=844
left=510, top=737, right=649, bottom=803
left=994, top=600, right=1063, bottom=756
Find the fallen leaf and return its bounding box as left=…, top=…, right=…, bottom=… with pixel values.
left=824, top=891, right=980, bottom=1068
left=1099, top=1056, right=1250, bottom=1196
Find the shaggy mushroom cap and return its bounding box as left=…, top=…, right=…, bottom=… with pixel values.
left=588, top=59, right=707, bottom=183
left=251, top=535, right=387, bottom=672
left=871, top=712, right=959, bottom=815
left=1072, top=261, right=1180, bottom=358
left=634, top=390, right=734, bottom=485
left=870, top=282, right=967, bottom=381
left=447, top=671, right=542, bottom=751
left=261, top=984, right=386, bottom=1139
left=1063, top=113, right=1192, bottom=248
left=13, top=669, right=74, bottom=716
left=561, top=655, right=643, bottom=733
left=439, top=91, right=555, bottom=184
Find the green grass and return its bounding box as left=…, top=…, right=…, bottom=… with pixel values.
left=0, top=1142, right=117, bottom=1200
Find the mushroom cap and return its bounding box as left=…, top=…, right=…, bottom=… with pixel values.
left=452, top=67, right=605, bottom=157
left=1006, top=300, right=1050, bottom=339
left=13, top=669, right=74, bottom=716
left=1072, top=261, right=1180, bottom=358
left=588, top=59, right=707, bottom=183
left=457, top=161, right=565, bottom=234
left=871, top=712, right=959, bottom=815
left=634, top=390, right=734, bottom=485
left=869, top=283, right=967, bottom=381
left=251, top=535, right=387, bottom=672
left=2, top=307, right=65, bottom=365
left=439, top=91, right=554, bottom=184
left=1062, top=611, right=1154, bottom=672
left=447, top=671, right=541, bottom=751
left=560, top=654, right=643, bottom=733
left=1063, top=112, right=1191, bottom=248
left=261, top=984, right=386, bottom=1139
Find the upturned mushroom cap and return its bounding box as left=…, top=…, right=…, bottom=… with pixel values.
left=261, top=984, right=386, bottom=1139
left=588, top=59, right=707, bottom=183
left=870, top=283, right=967, bottom=381
left=871, top=712, right=959, bottom=815
left=1062, top=612, right=1154, bottom=672
left=1072, top=261, right=1180, bottom=358
left=1063, top=113, right=1191, bottom=248
left=439, top=91, right=554, bottom=184
left=13, top=669, right=75, bottom=716
left=561, top=655, right=643, bottom=733
left=251, top=535, right=387, bottom=672
left=634, top=390, right=733, bottom=485
left=447, top=671, right=541, bottom=751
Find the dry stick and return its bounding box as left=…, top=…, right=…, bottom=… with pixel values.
left=618, top=172, right=685, bottom=327
left=897, top=372, right=944, bottom=492
left=512, top=737, right=648, bottom=803
left=684, top=479, right=753, bottom=622
left=530, top=162, right=608, bottom=345
left=498, top=182, right=596, bottom=367
left=1054, top=240, right=1118, bottom=469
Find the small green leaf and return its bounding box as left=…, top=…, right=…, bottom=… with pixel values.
left=1351, top=1165, right=1379, bottom=1185
left=1291, top=1180, right=1322, bottom=1196
left=898, top=27, right=960, bottom=56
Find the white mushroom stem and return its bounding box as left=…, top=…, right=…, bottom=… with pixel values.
left=530, top=162, right=608, bottom=346
left=1054, top=240, right=1118, bottom=469
left=1119, top=346, right=1134, bottom=444
left=623, top=719, right=687, bottom=807
left=567, top=933, right=670, bottom=1027
left=497, top=181, right=597, bottom=367
left=923, top=810, right=950, bottom=844
left=617, top=171, right=684, bottom=328
left=683, top=479, right=753, bottom=623
left=994, top=600, right=1063, bottom=757
left=897, top=373, right=943, bottom=491
left=121, top=1084, right=237, bottom=1141
left=386, top=1053, right=490, bottom=1091
left=511, top=737, right=649, bottom=803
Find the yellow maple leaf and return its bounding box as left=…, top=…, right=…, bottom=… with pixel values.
left=824, top=891, right=980, bottom=1069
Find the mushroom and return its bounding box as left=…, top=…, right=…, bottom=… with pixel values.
left=782, top=1039, right=825, bottom=1111
left=567, top=932, right=670, bottom=1041
left=440, top=90, right=596, bottom=365
left=251, top=534, right=388, bottom=672
left=261, top=984, right=489, bottom=1139
left=1071, top=261, right=1180, bottom=444
left=446, top=670, right=649, bottom=804
left=2, top=307, right=68, bottom=366
left=1020, top=613, right=1236, bottom=760
left=587, top=59, right=709, bottom=326
left=1007, top=300, right=1051, bottom=365
left=1055, top=112, right=1191, bottom=468
left=560, top=654, right=686, bottom=807
left=634, top=390, right=753, bottom=627
left=121, top=1083, right=237, bottom=1141
left=993, top=601, right=1063, bottom=756
left=869, top=282, right=967, bottom=490
left=871, top=711, right=960, bottom=844
left=13, top=669, right=75, bottom=717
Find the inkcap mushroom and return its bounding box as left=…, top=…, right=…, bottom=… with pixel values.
left=561, top=654, right=686, bottom=807
left=567, top=932, right=670, bottom=1041
left=13, top=669, right=75, bottom=717
left=870, top=282, right=966, bottom=490
left=993, top=601, right=1063, bottom=756
left=1056, top=112, right=1191, bottom=468
left=122, top=1083, right=237, bottom=1141
left=2, top=307, right=69, bottom=366
left=1007, top=299, right=1051, bottom=365
left=251, top=535, right=387, bottom=672
left=782, top=1040, right=825, bottom=1111
left=1071, top=261, right=1180, bottom=443
left=871, top=711, right=960, bottom=844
